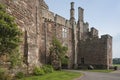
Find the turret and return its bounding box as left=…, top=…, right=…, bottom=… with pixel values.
left=70, top=2, right=75, bottom=22
left=70, top=2, right=78, bottom=69
left=77, top=7, right=84, bottom=40
left=78, top=7, right=84, bottom=21
left=90, top=27, right=98, bottom=38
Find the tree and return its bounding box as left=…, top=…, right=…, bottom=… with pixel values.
left=0, top=4, right=22, bottom=55
left=49, top=37, right=68, bottom=69
left=113, top=58, right=120, bottom=64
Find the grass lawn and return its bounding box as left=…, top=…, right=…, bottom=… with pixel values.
left=19, top=71, right=82, bottom=80
left=82, top=69, right=113, bottom=73
left=113, top=64, right=120, bottom=67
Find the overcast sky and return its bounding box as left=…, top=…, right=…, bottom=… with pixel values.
left=44, top=0, right=120, bottom=58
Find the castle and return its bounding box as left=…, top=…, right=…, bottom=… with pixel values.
left=0, top=0, right=112, bottom=69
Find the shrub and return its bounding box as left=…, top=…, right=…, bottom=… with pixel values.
left=0, top=68, right=5, bottom=80
left=61, top=56, right=69, bottom=65
left=33, top=67, right=45, bottom=76
left=15, top=72, right=25, bottom=79
left=0, top=68, right=13, bottom=80
left=4, top=74, right=13, bottom=80
left=42, top=65, right=54, bottom=73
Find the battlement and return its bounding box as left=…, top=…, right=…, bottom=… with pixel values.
left=90, top=27, right=99, bottom=38
left=65, top=20, right=71, bottom=28
left=42, top=9, right=54, bottom=21
left=83, top=22, right=89, bottom=33
left=41, top=7, right=72, bottom=28
left=101, top=34, right=112, bottom=39
left=40, top=0, right=49, bottom=10
left=55, top=14, right=66, bottom=26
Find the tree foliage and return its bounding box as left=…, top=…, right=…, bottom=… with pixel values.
left=113, top=58, right=120, bottom=64
left=49, top=37, right=68, bottom=69
left=49, top=37, right=68, bottom=61
left=0, top=4, right=22, bottom=55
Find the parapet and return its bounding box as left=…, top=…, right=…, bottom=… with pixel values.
left=90, top=27, right=98, bottom=38
left=65, top=20, right=71, bottom=28
left=42, top=10, right=54, bottom=21
left=101, top=34, right=112, bottom=39
left=83, top=22, right=89, bottom=32
left=40, top=0, right=49, bottom=10
left=55, top=14, right=66, bottom=26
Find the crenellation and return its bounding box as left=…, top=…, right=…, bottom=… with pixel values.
left=90, top=27, right=99, bottom=38
left=101, top=34, right=112, bottom=39
left=39, top=0, right=49, bottom=10
left=42, top=9, right=54, bottom=22
left=65, top=20, right=71, bottom=28
left=55, top=14, right=66, bottom=26
left=82, top=22, right=89, bottom=40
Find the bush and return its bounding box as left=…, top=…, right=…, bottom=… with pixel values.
left=33, top=67, right=45, bottom=76
left=0, top=68, right=5, bottom=80
left=42, top=65, right=54, bottom=73
left=114, top=66, right=118, bottom=70
left=61, top=56, right=69, bottom=65
left=15, top=72, right=25, bottom=79
left=4, top=74, right=13, bottom=80
left=0, top=68, right=13, bottom=80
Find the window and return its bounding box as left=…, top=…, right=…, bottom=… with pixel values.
left=62, top=27, right=67, bottom=38
left=81, top=57, right=84, bottom=64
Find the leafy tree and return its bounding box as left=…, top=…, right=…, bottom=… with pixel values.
left=61, top=56, right=69, bottom=65
left=49, top=37, right=68, bottom=69
left=0, top=4, right=22, bottom=55
left=113, top=58, right=120, bottom=64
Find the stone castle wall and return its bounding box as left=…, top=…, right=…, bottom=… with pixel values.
left=41, top=13, right=74, bottom=68
left=77, top=35, right=112, bottom=69
left=0, top=0, right=42, bottom=67
left=41, top=4, right=74, bottom=68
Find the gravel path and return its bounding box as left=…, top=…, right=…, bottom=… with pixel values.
left=68, top=70, right=120, bottom=80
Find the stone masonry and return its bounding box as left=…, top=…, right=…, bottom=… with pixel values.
left=0, top=0, right=112, bottom=69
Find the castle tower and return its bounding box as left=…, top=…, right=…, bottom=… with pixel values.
left=70, top=2, right=75, bottom=22
left=77, top=7, right=84, bottom=40
left=70, top=2, right=78, bottom=69
left=101, top=35, right=113, bottom=69
left=78, top=7, right=84, bottom=21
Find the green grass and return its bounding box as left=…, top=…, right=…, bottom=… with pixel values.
left=82, top=69, right=113, bottom=73
left=113, top=64, right=120, bottom=67
left=19, top=71, right=82, bottom=80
